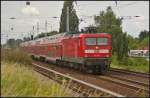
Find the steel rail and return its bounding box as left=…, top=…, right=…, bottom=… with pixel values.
left=109, top=75, right=149, bottom=87
left=32, top=63, right=124, bottom=97
left=107, top=74, right=149, bottom=87
left=110, top=68, right=149, bottom=78
left=98, top=76, right=148, bottom=93
left=34, top=68, right=84, bottom=97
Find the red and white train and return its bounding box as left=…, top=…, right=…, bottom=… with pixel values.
left=20, top=32, right=112, bottom=74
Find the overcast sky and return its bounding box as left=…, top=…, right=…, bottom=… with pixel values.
left=1, top=1, right=149, bottom=44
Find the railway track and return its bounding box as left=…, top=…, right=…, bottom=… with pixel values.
left=97, top=75, right=148, bottom=93
left=110, top=68, right=149, bottom=78
left=106, top=74, right=148, bottom=87
left=32, top=61, right=149, bottom=97
left=32, top=63, right=124, bottom=97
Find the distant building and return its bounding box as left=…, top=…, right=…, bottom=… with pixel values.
left=128, top=50, right=149, bottom=57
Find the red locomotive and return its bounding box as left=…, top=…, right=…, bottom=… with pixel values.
left=20, top=32, right=112, bottom=74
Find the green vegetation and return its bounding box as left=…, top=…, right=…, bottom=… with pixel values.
left=1, top=48, right=32, bottom=65
left=1, top=48, right=73, bottom=97
left=94, top=6, right=128, bottom=61
left=3, top=38, right=23, bottom=48
left=111, top=54, right=149, bottom=73
left=127, top=31, right=149, bottom=50
left=59, top=1, right=79, bottom=32
left=127, top=35, right=139, bottom=49
left=139, top=36, right=149, bottom=49
left=1, top=61, right=72, bottom=97
left=94, top=6, right=149, bottom=72
left=139, top=30, right=149, bottom=42
left=34, top=31, right=59, bottom=39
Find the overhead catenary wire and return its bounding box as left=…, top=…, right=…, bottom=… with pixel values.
left=2, top=1, right=148, bottom=42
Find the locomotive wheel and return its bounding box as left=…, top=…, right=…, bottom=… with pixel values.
left=73, top=64, right=78, bottom=70
left=91, top=65, right=100, bottom=75
left=69, top=63, right=74, bottom=68
left=45, top=59, right=49, bottom=63
left=33, top=56, right=37, bottom=60
left=56, top=60, right=59, bottom=66
left=30, top=55, right=35, bottom=59
left=60, top=61, right=65, bottom=67
left=41, top=57, right=45, bottom=62
left=86, top=69, right=93, bottom=74
left=99, top=65, right=107, bottom=75
left=79, top=64, right=85, bottom=72
left=73, top=63, right=80, bottom=70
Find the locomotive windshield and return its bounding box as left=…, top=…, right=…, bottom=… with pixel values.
left=85, top=38, right=108, bottom=45
left=97, top=38, right=108, bottom=45
left=85, top=38, right=96, bottom=45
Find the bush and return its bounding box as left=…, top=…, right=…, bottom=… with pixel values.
left=128, top=57, right=148, bottom=66
left=111, top=54, right=149, bottom=72
left=1, top=48, right=32, bottom=65
left=1, top=62, right=72, bottom=97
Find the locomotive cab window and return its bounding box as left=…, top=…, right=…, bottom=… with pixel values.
left=97, top=38, right=108, bottom=45
left=85, top=37, right=108, bottom=45
left=85, top=38, right=96, bottom=45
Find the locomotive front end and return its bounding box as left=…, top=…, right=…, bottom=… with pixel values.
left=80, top=33, right=112, bottom=74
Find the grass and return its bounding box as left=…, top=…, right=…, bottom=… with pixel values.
left=1, top=48, right=32, bottom=65
left=1, top=48, right=73, bottom=97
left=111, top=55, right=149, bottom=73
left=1, top=61, right=73, bottom=97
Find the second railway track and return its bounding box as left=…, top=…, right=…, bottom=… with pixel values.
left=32, top=61, right=149, bottom=97
left=110, top=68, right=149, bottom=78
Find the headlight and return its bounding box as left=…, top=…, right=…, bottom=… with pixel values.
left=85, top=50, right=94, bottom=53
left=85, top=49, right=109, bottom=53
left=99, top=49, right=109, bottom=53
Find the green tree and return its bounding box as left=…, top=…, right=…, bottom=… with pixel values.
left=122, top=33, right=128, bottom=57
left=94, top=6, right=128, bottom=60
left=34, top=31, right=59, bottom=39
left=6, top=39, right=23, bottom=48
left=138, top=36, right=149, bottom=49
left=6, top=39, right=16, bottom=48
left=139, top=30, right=149, bottom=42
left=15, top=39, right=23, bottom=46
left=94, top=6, right=122, bottom=34
left=127, top=30, right=149, bottom=50
left=127, top=34, right=139, bottom=50
left=47, top=31, right=58, bottom=36
left=23, top=37, right=31, bottom=41
left=59, top=1, right=79, bottom=33
left=141, top=37, right=149, bottom=46
left=37, top=32, right=46, bottom=38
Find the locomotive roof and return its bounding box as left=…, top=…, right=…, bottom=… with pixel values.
left=63, top=32, right=111, bottom=38
left=20, top=32, right=111, bottom=46
left=79, top=33, right=111, bottom=38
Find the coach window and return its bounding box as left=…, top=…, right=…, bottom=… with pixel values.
left=97, top=38, right=108, bottom=45
left=85, top=38, right=96, bottom=45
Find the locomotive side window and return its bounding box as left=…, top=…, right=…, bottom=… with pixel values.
left=97, top=38, right=108, bottom=45
left=85, top=38, right=96, bottom=45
